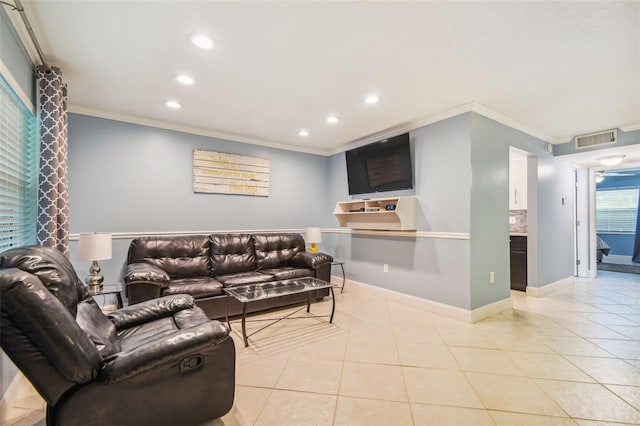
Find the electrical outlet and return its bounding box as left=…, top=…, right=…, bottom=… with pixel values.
left=489, top=271, right=495, bottom=283
left=383, top=264, right=389, bottom=273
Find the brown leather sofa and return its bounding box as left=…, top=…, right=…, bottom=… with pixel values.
left=124, top=233, right=333, bottom=319
left=0, top=245, right=235, bottom=426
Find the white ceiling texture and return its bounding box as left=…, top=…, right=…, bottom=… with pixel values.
left=10, top=1, right=640, bottom=156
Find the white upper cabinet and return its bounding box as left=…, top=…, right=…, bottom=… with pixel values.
left=509, top=149, right=528, bottom=210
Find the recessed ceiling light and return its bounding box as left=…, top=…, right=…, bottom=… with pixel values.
left=175, top=74, right=195, bottom=85
left=365, top=95, right=379, bottom=104
left=191, top=34, right=214, bottom=49
left=165, top=100, right=182, bottom=109
left=298, top=129, right=310, bottom=137
left=326, top=115, right=339, bottom=124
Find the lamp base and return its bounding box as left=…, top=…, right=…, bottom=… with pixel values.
left=309, top=243, right=319, bottom=252
left=85, top=260, right=104, bottom=291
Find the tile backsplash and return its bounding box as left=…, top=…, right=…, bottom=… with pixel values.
left=510, top=209, right=527, bottom=233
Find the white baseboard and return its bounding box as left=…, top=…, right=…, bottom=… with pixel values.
left=333, top=276, right=511, bottom=323
left=469, top=297, right=514, bottom=323
left=526, top=276, right=575, bottom=297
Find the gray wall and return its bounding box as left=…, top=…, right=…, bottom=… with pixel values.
left=468, top=114, right=574, bottom=306
left=67, top=114, right=330, bottom=280
left=1, top=7, right=34, bottom=398
left=324, top=112, right=577, bottom=311
left=323, top=114, right=474, bottom=309
left=536, top=154, right=576, bottom=285
left=469, top=114, right=511, bottom=309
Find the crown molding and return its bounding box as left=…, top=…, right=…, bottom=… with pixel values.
left=329, top=103, right=477, bottom=155
left=469, top=103, right=558, bottom=144
left=68, top=105, right=332, bottom=157
left=328, top=102, right=559, bottom=155
left=71, top=101, right=564, bottom=158
left=66, top=97, right=583, bottom=158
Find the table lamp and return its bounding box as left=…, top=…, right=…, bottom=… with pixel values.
left=305, top=227, right=322, bottom=252
left=77, top=232, right=112, bottom=290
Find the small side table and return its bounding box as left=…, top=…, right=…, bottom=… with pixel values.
left=332, top=262, right=346, bottom=293
left=89, top=283, right=124, bottom=310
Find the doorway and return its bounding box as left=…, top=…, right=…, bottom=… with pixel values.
left=594, top=167, right=640, bottom=274
left=509, top=147, right=536, bottom=290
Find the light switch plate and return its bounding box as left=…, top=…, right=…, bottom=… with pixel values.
left=509, top=217, right=516, bottom=224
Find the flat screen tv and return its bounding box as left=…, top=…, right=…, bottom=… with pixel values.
left=345, top=133, right=413, bottom=195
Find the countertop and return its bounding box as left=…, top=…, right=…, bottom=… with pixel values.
left=510, top=232, right=528, bottom=237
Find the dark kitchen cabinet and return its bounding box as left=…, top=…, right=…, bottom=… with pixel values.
left=510, top=236, right=527, bottom=291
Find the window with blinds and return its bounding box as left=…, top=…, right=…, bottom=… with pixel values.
left=596, top=187, right=639, bottom=234
left=0, top=74, right=38, bottom=251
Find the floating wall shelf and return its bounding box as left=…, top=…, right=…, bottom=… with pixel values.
left=333, top=196, right=417, bottom=231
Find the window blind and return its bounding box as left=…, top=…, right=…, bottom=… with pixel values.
left=0, top=74, right=38, bottom=251
left=596, top=187, right=639, bottom=234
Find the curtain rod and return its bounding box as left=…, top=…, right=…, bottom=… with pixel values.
left=2, top=0, right=51, bottom=72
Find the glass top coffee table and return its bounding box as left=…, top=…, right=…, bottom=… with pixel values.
left=224, top=277, right=336, bottom=347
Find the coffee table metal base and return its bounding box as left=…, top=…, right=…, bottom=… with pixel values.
left=226, top=285, right=335, bottom=347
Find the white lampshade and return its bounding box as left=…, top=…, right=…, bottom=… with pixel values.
left=305, top=227, right=322, bottom=244
left=77, top=233, right=112, bottom=261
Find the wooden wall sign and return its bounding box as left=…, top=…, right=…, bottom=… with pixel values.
left=193, top=149, right=270, bottom=196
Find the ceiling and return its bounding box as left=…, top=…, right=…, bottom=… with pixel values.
left=10, top=1, right=640, bottom=155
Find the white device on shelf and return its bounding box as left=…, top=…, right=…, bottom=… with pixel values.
left=333, top=196, right=417, bottom=231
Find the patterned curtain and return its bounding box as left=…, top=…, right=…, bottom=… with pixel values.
left=36, top=66, right=70, bottom=256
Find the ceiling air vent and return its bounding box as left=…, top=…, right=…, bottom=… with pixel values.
left=575, top=129, right=617, bottom=149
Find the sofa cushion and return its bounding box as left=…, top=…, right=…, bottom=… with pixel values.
left=258, top=267, right=313, bottom=281
left=216, top=271, right=274, bottom=288
left=163, top=277, right=224, bottom=298
left=252, top=233, right=305, bottom=270
left=210, top=234, right=256, bottom=276
left=127, top=235, right=211, bottom=278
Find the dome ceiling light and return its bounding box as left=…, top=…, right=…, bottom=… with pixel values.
left=597, top=155, right=625, bottom=166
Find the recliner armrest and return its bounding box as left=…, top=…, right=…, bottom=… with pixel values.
left=100, top=320, right=231, bottom=384
left=124, top=263, right=170, bottom=288
left=108, top=294, right=195, bottom=330
left=291, top=251, right=333, bottom=270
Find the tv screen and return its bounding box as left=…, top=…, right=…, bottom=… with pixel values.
left=345, top=133, right=413, bottom=195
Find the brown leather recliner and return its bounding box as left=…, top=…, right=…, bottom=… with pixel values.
left=0, top=245, right=235, bottom=426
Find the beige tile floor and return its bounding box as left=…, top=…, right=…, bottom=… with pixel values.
left=4, top=271, right=640, bottom=425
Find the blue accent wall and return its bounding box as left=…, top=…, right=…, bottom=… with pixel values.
left=67, top=114, right=330, bottom=280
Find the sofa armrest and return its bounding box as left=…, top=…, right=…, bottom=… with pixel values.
left=100, top=320, right=231, bottom=384
left=124, top=263, right=170, bottom=288
left=291, top=251, right=333, bottom=270
left=108, top=294, right=195, bottom=330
